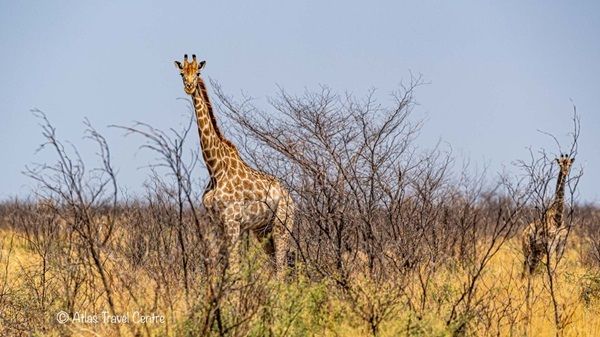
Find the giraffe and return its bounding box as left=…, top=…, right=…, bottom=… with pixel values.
left=174, top=54, right=295, bottom=274
left=522, top=154, right=574, bottom=276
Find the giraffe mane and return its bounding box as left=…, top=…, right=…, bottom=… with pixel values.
left=197, top=78, right=238, bottom=152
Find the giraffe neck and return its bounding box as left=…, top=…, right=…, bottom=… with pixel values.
left=549, top=169, right=567, bottom=228
left=192, top=78, right=235, bottom=181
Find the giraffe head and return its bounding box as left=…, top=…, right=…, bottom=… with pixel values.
left=555, top=154, right=575, bottom=175
left=174, top=54, right=206, bottom=95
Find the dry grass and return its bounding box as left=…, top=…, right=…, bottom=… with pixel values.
left=2, top=225, right=599, bottom=337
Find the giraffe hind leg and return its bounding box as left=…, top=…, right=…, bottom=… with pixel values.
left=252, top=225, right=276, bottom=270
left=522, top=226, right=540, bottom=278
left=273, top=200, right=295, bottom=278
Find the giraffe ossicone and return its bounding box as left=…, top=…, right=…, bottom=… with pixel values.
left=175, top=54, right=295, bottom=275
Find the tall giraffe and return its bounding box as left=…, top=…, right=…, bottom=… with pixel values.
left=174, top=54, right=295, bottom=274
left=522, top=154, right=574, bottom=276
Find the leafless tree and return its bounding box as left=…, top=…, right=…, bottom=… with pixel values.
left=0, top=86, right=590, bottom=337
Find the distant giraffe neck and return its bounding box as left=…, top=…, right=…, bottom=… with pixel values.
left=192, top=77, right=234, bottom=180
left=549, top=169, right=567, bottom=227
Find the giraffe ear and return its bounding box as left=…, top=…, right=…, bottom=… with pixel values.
left=570, top=158, right=575, bottom=164
left=198, top=60, right=206, bottom=70
left=174, top=61, right=183, bottom=70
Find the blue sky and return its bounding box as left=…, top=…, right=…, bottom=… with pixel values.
left=1, top=1, right=598, bottom=202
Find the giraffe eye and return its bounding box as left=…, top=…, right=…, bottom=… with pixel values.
left=180, top=73, right=184, bottom=77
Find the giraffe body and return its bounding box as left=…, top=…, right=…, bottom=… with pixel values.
left=522, top=154, right=574, bottom=276
left=175, top=54, right=295, bottom=274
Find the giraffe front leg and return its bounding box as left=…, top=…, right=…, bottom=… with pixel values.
left=554, top=227, right=568, bottom=262
left=224, top=219, right=242, bottom=274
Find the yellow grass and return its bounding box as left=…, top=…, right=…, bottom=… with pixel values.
left=1, top=228, right=599, bottom=337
